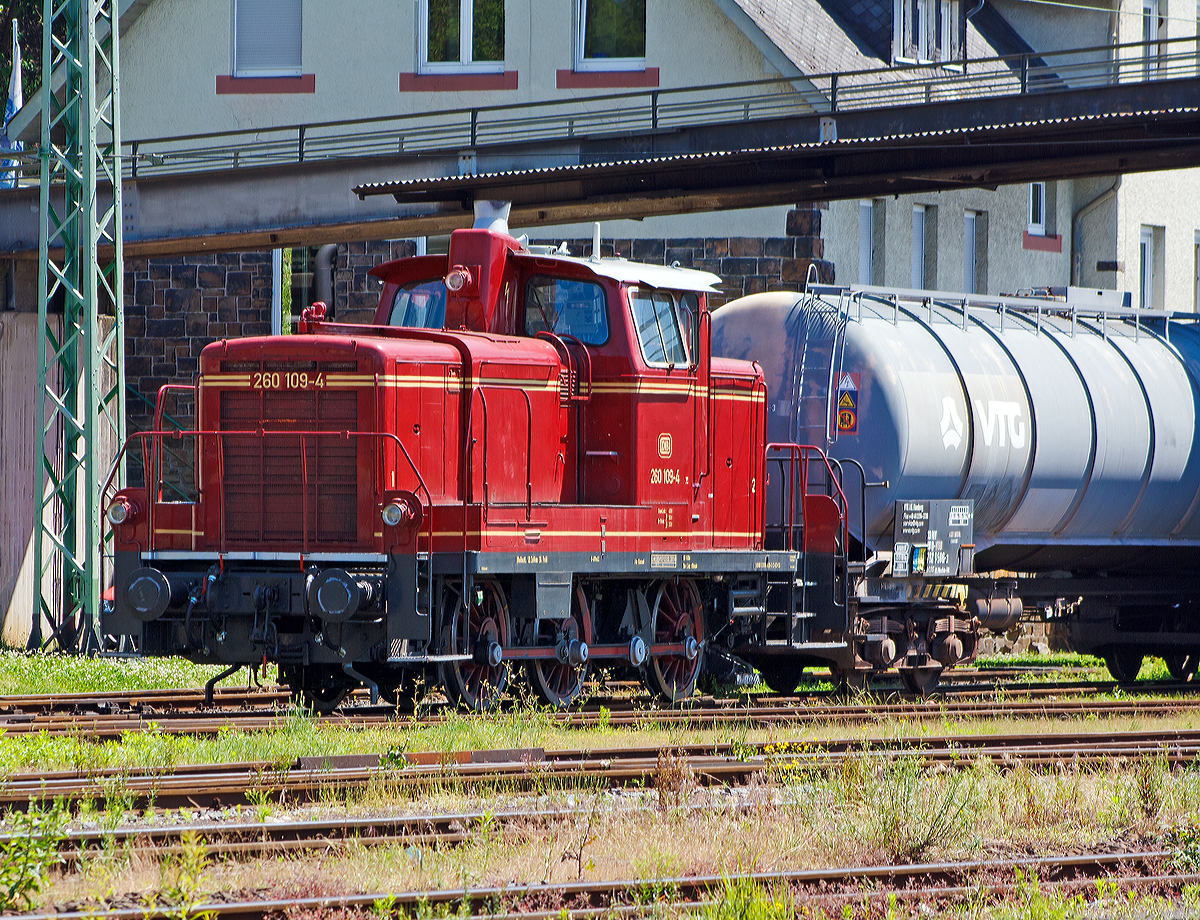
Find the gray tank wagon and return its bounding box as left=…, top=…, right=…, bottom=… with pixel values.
left=713, top=284, right=1200, bottom=688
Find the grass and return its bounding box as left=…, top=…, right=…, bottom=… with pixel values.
left=25, top=752, right=1200, bottom=917
left=0, top=650, right=229, bottom=697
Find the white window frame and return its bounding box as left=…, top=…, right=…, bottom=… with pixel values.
left=575, top=0, right=647, bottom=72
left=894, top=0, right=958, bottom=64
left=1143, top=0, right=1162, bottom=77
left=1140, top=226, right=1154, bottom=309
left=964, top=210, right=977, bottom=294
left=233, top=0, right=303, bottom=78
left=858, top=201, right=874, bottom=285
left=912, top=205, right=926, bottom=289
left=1028, top=182, right=1046, bottom=236
left=418, top=0, right=505, bottom=74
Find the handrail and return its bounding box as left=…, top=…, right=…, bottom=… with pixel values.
left=475, top=383, right=535, bottom=520
left=558, top=333, right=593, bottom=402
left=765, top=442, right=850, bottom=556
left=0, top=35, right=1179, bottom=187
left=103, top=428, right=435, bottom=553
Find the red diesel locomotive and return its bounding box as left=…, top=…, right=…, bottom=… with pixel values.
left=103, top=206, right=854, bottom=710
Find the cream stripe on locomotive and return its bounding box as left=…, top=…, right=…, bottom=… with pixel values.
left=199, top=373, right=765, bottom=403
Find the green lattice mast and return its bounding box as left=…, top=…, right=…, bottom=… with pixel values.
left=33, top=0, right=125, bottom=651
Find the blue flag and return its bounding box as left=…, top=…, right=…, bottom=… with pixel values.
left=1, top=20, right=24, bottom=189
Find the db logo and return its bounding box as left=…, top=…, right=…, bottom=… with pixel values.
left=657, top=433, right=673, bottom=458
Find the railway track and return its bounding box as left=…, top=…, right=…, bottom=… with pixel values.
left=17, top=851, right=1192, bottom=920
left=2, top=681, right=1198, bottom=739
left=5, top=727, right=1200, bottom=811
left=0, top=663, right=1105, bottom=718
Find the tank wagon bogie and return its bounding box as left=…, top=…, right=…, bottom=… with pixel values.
left=105, top=206, right=845, bottom=709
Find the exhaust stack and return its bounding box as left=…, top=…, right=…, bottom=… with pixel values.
left=473, top=200, right=512, bottom=234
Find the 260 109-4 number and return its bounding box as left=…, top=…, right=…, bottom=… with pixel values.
left=251, top=371, right=326, bottom=389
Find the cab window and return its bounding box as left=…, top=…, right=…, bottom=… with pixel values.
left=629, top=287, right=697, bottom=367
left=523, top=276, right=609, bottom=345
left=389, top=278, right=447, bottom=328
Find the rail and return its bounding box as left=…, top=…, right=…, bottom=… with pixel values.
left=2, top=37, right=1193, bottom=186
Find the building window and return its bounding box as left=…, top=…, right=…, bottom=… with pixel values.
left=894, top=0, right=959, bottom=63
left=420, top=0, right=505, bottom=73
left=1028, top=182, right=1046, bottom=236
left=964, top=210, right=987, bottom=294
left=1140, top=226, right=1165, bottom=309
left=858, top=201, right=874, bottom=285
left=1193, top=230, right=1199, bottom=312
left=576, top=0, right=646, bottom=71
left=1143, top=0, right=1162, bottom=77
left=911, top=205, right=926, bottom=289
left=234, top=0, right=302, bottom=77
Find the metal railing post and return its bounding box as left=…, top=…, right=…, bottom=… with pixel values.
left=651, top=91, right=659, bottom=130
left=1020, top=55, right=1028, bottom=93
left=830, top=74, right=838, bottom=113
left=298, top=126, right=306, bottom=163
left=470, top=109, right=478, bottom=147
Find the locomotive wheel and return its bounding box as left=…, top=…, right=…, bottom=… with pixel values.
left=441, top=581, right=510, bottom=712
left=1165, top=653, right=1200, bottom=682
left=758, top=658, right=804, bottom=695
left=1103, top=648, right=1145, bottom=683
left=527, top=584, right=594, bottom=708
left=299, top=667, right=354, bottom=714
left=642, top=579, right=705, bottom=704
left=899, top=665, right=942, bottom=696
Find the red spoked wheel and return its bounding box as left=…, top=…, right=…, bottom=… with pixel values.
left=441, top=581, right=510, bottom=712
left=643, top=579, right=705, bottom=704
left=527, top=584, right=594, bottom=708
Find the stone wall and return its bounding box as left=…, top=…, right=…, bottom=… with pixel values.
left=335, top=240, right=419, bottom=324
left=123, top=251, right=274, bottom=490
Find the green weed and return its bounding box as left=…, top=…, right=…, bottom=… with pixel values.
left=0, top=801, right=67, bottom=911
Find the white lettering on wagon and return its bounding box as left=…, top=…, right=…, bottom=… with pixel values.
left=973, top=399, right=1026, bottom=449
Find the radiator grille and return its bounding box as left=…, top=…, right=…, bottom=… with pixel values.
left=219, top=383, right=361, bottom=547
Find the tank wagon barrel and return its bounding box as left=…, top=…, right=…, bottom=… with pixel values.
left=713, top=283, right=1200, bottom=685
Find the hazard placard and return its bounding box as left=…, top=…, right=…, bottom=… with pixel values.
left=836, top=372, right=860, bottom=435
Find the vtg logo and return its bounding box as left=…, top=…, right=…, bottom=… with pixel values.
left=657, top=433, right=673, bottom=459
left=974, top=399, right=1026, bottom=449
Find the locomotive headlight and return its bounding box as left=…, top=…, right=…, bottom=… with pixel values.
left=445, top=266, right=472, bottom=292
left=107, top=498, right=132, bottom=525
left=381, top=501, right=407, bottom=527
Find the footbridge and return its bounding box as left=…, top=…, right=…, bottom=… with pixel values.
left=3, top=36, right=1200, bottom=258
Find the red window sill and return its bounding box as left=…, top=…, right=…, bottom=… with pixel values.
left=216, top=75, right=315, bottom=94
left=1023, top=231, right=1062, bottom=253
left=556, top=68, right=660, bottom=89
left=399, top=71, right=518, bottom=92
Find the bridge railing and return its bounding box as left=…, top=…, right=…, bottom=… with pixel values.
left=3, top=35, right=1194, bottom=189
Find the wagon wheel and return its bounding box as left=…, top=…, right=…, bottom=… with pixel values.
left=758, top=658, right=804, bottom=695
left=528, top=584, right=594, bottom=708
left=899, top=665, right=942, bottom=697
left=642, top=579, right=705, bottom=704
left=1165, top=652, right=1200, bottom=682
left=441, top=581, right=510, bottom=712
left=1103, top=648, right=1144, bottom=684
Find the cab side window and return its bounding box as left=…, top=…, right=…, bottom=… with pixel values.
left=630, top=287, right=695, bottom=367
left=389, top=278, right=448, bottom=328
left=524, top=276, right=609, bottom=345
